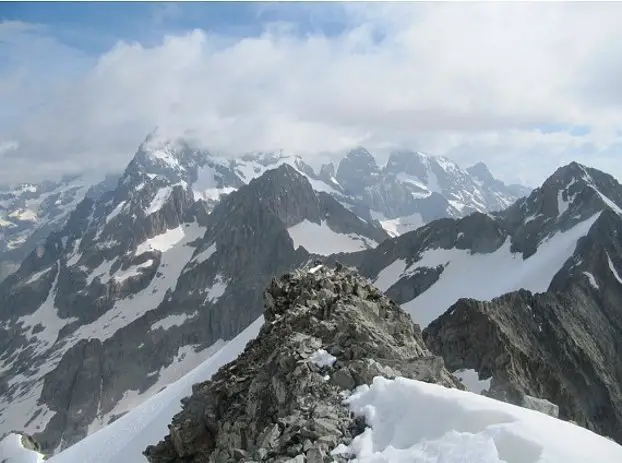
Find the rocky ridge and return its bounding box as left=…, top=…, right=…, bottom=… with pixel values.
left=424, top=281, right=622, bottom=443
left=144, top=263, right=462, bottom=462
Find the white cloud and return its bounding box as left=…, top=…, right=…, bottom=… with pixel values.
left=2, top=3, right=622, bottom=186
left=0, top=140, right=19, bottom=155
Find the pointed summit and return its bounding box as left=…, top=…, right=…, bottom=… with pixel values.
left=467, top=161, right=496, bottom=185
left=335, top=146, right=381, bottom=193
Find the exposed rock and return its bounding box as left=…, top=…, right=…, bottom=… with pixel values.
left=423, top=287, right=622, bottom=443
left=144, top=264, right=461, bottom=462
left=520, top=394, right=559, bottom=418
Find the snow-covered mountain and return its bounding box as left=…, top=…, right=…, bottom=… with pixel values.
left=0, top=174, right=119, bottom=281
left=128, top=134, right=529, bottom=238
left=47, top=264, right=622, bottom=463
left=0, top=135, right=387, bottom=455
left=327, top=147, right=530, bottom=236
left=319, top=161, right=622, bottom=443
left=4, top=128, right=615, bottom=460
left=333, top=162, right=622, bottom=328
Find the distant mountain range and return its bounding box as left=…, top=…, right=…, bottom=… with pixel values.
left=4, top=129, right=622, bottom=458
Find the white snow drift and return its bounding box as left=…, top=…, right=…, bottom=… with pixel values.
left=333, top=376, right=622, bottom=463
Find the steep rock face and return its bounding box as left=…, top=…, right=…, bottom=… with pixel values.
left=423, top=285, right=622, bottom=443
left=144, top=264, right=461, bottom=463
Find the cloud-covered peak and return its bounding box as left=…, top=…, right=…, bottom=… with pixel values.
left=3, top=3, right=622, bottom=186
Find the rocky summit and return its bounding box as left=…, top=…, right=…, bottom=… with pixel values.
left=144, top=263, right=461, bottom=462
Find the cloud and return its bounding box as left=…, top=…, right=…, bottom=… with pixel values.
left=2, top=3, right=622, bottom=186
left=0, top=140, right=19, bottom=155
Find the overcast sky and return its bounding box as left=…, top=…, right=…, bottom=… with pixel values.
left=2, top=2, right=622, bottom=187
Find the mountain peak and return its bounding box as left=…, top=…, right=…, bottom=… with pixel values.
left=467, top=161, right=495, bottom=185
left=336, top=146, right=381, bottom=193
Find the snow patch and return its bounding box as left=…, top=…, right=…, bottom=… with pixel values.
left=146, top=187, right=172, bottom=215
left=0, top=433, right=45, bottom=463
left=310, top=349, right=337, bottom=368
left=106, top=201, right=126, bottom=223
left=583, top=271, right=599, bottom=290
left=287, top=220, right=377, bottom=255
left=557, top=189, right=572, bottom=217
left=594, top=188, right=622, bottom=217
left=136, top=226, right=188, bottom=255
left=112, top=260, right=154, bottom=282
left=23, top=266, right=54, bottom=285
left=151, top=312, right=198, bottom=331
left=607, top=253, right=622, bottom=285
left=201, top=275, right=228, bottom=303
left=374, top=212, right=425, bottom=237
left=191, top=242, right=217, bottom=264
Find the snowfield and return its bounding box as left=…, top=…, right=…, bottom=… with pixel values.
left=287, top=220, right=377, bottom=255
left=376, top=212, right=601, bottom=327
left=334, top=376, right=622, bottom=463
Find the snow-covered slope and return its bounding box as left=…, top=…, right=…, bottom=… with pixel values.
left=375, top=212, right=600, bottom=327
left=287, top=220, right=378, bottom=255
left=336, top=376, right=622, bottom=462
left=336, top=162, right=622, bottom=329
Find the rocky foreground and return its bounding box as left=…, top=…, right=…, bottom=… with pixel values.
left=144, top=263, right=462, bottom=462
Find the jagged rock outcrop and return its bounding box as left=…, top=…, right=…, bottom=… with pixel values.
left=423, top=286, right=622, bottom=443
left=144, top=264, right=462, bottom=462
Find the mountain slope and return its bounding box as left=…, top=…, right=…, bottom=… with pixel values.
left=329, top=162, right=622, bottom=328
left=0, top=141, right=387, bottom=455
left=421, top=165, right=622, bottom=443
left=424, top=284, right=622, bottom=444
